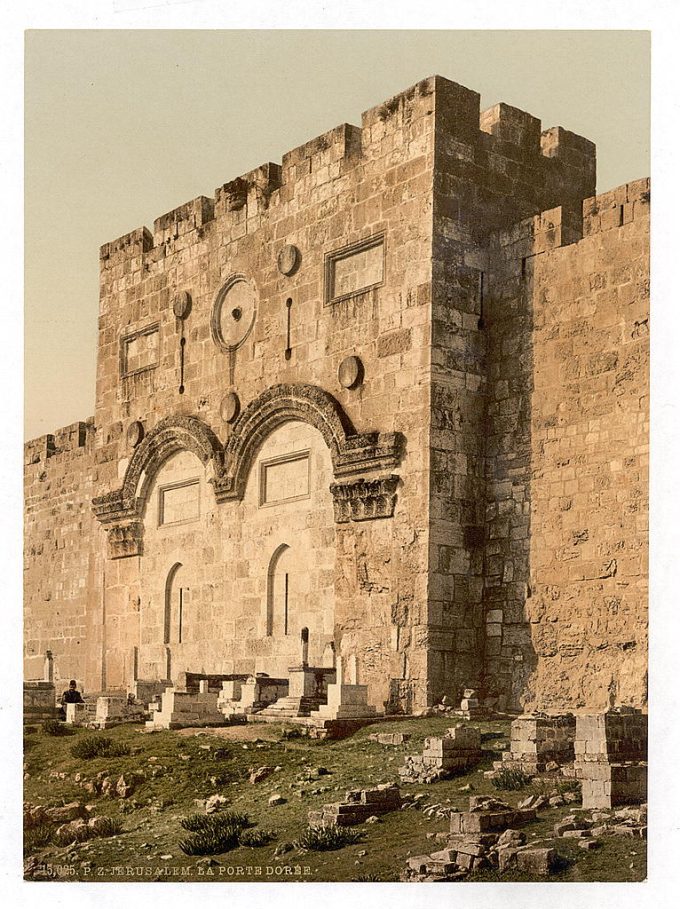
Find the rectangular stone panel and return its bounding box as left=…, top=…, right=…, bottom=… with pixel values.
left=325, top=234, right=384, bottom=303
left=121, top=324, right=160, bottom=376
left=260, top=451, right=310, bottom=505
left=159, top=479, right=200, bottom=525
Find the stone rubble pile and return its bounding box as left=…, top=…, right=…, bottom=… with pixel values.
left=574, top=707, right=647, bottom=809
left=400, top=725, right=482, bottom=784
left=495, top=713, right=576, bottom=774
left=403, top=800, right=556, bottom=882
left=449, top=795, right=537, bottom=835
left=307, top=782, right=402, bottom=827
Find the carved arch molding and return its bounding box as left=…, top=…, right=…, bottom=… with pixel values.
left=92, top=383, right=403, bottom=559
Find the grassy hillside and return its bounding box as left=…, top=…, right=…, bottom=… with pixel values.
left=23, top=717, right=646, bottom=883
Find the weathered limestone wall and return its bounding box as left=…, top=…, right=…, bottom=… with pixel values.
left=485, top=179, right=649, bottom=711
left=23, top=75, right=647, bottom=715
left=24, top=420, right=104, bottom=689
left=128, top=421, right=336, bottom=682
left=427, top=83, right=596, bottom=703
left=88, top=77, right=441, bottom=709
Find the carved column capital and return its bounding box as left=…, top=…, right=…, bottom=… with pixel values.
left=330, top=475, right=400, bottom=524
left=106, top=521, right=143, bottom=560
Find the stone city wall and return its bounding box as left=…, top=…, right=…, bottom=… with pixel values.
left=24, top=419, right=105, bottom=688
left=24, top=76, right=646, bottom=714
left=484, top=179, right=649, bottom=711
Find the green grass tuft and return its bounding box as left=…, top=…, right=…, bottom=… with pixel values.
left=24, top=824, right=54, bottom=855
left=491, top=767, right=532, bottom=790
left=296, top=824, right=363, bottom=852
left=178, top=811, right=255, bottom=856
left=42, top=719, right=76, bottom=737
left=238, top=828, right=276, bottom=847
left=70, top=735, right=131, bottom=759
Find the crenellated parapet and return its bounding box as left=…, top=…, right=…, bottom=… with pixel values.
left=97, top=75, right=598, bottom=276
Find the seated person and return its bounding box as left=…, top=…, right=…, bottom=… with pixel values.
left=58, top=679, right=84, bottom=720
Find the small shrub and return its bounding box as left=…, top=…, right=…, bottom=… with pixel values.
left=354, top=873, right=382, bottom=882
left=239, top=828, right=275, bottom=848
left=296, top=824, right=362, bottom=852
left=280, top=727, right=303, bottom=740
left=42, top=719, right=76, bottom=737
left=24, top=824, right=54, bottom=855
left=96, top=817, right=124, bottom=837
left=70, top=736, right=131, bottom=760
left=491, top=767, right=531, bottom=791
left=178, top=812, right=253, bottom=856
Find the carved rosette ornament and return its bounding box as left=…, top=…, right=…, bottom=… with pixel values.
left=330, top=475, right=400, bottom=523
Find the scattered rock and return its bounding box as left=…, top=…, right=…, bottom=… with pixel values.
left=249, top=766, right=274, bottom=784
left=45, top=802, right=87, bottom=823
left=116, top=774, right=134, bottom=799
left=497, top=828, right=526, bottom=849
left=205, top=795, right=229, bottom=814
left=268, top=794, right=286, bottom=806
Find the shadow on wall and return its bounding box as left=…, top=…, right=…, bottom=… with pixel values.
left=481, top=210, right=560, bottom=711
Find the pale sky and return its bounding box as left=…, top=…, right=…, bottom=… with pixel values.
left=24, top=30, right=650, bottom=441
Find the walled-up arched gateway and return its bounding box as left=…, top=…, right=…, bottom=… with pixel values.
left=91, top=384, right=403, bottom=699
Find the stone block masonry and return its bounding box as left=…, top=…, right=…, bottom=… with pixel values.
left=449, top=796, right=536, bottom=835
left=308, top=783, right=402, bottom=827
left=23, top=681, right=56, bottom=723
left=495, top=713, right=576, bottom=773
left=574, top=707, right=647, bottom=809
left=400, top=724, right=482, bottom=783
left=24, top=74, right=647, bottom=718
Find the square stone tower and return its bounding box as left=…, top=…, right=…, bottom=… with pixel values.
left=24, top=76, right=648, bottom=714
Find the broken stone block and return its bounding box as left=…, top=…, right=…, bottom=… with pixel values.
left=497, top=828, right=526, bottom=848
left=496, top=714, right=576, bottom=774
left=249, top=766, right=274, bottom=784
left=515, top=847, right=557, bottom=875
left=450, top=798, right=536, bottom=835
left=45, top=802, right=87, bottom=823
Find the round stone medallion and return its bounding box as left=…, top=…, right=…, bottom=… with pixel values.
left=126, top=420, right=145, bottom=448
left=172, top=290, right=192, bottom=319
left=277, top=244, right=301, bottom=277
left=338, top=355, right=364, bottom=389
left=220, top=392, right=241, bottom=424
left=211, top=276, right=257, bottom=351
